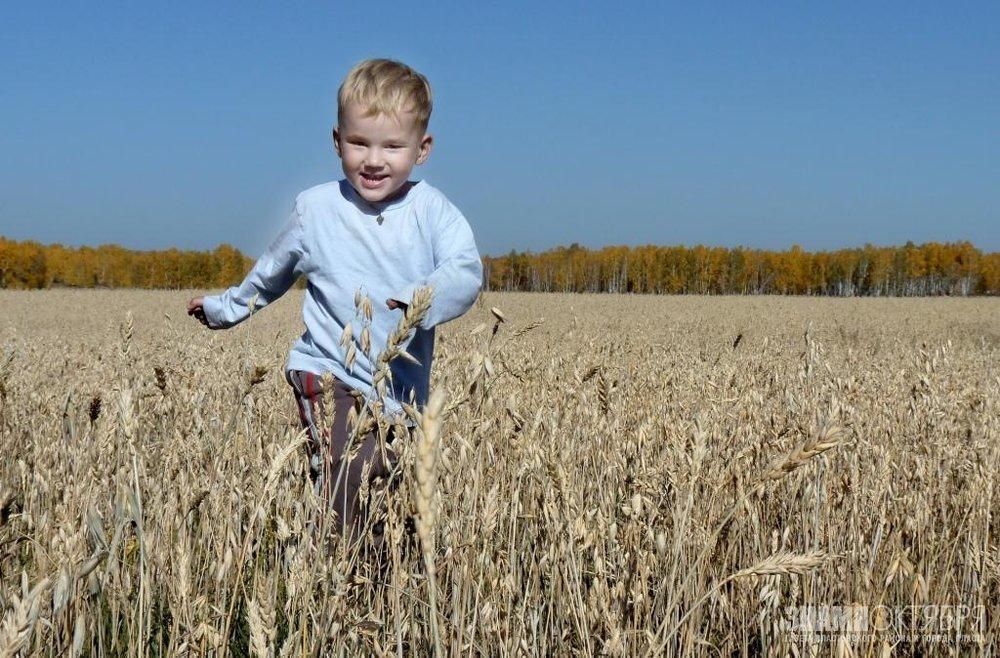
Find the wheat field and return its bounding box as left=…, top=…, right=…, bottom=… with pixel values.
left=0, top=289, right=997, bottom=657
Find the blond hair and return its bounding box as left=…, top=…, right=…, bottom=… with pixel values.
left=338, top=58, right=433, bottom=133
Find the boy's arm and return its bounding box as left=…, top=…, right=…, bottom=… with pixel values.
left=202, top=203, right=307, bottom=329
left=389, top=206, right=483, bottom=329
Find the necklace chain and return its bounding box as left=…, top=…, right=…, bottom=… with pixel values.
left=362, top=181, right=415, bottom=224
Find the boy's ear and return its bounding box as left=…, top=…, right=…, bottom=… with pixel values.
left=332, top=127, right=342, bottom=158
left=416, top=133, right=433, bottom=165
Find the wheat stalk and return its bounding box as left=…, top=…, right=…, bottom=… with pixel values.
left=654, top=552, right=831, bottom=654
left=414, top=389, right=446, bottom=658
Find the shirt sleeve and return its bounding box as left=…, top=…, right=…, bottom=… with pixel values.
left=390, top=203, right=483, bottom=330
left=201, top=202, right=307, bottom=329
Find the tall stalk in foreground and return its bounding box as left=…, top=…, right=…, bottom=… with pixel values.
left=414, top=390, right=446, bottom=658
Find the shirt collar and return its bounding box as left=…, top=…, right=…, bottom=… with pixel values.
left=340, top=179, right=426, bottom=215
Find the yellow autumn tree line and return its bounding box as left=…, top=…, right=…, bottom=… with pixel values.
left=484, top=241, right=1000, bottom=296
left=0, top=238, right=252, bottom=290
left=1, top=236, right=997, bottom=295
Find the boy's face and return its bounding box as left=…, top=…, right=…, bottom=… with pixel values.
left=333, top=103, right=433, bottom=205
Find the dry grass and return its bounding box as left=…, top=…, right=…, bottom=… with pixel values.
left=0, top=289, right=997, bottom=656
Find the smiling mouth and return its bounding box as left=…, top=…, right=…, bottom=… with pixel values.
left=361, top=173, right=388, bottom=181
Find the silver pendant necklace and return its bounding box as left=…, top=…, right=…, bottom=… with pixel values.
left=368, top=181, right=413, bottom=225
left=366, top=199, right=385, bottom=225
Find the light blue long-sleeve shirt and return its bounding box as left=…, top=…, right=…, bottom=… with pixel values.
left=202, top=179, right=483, bottom=415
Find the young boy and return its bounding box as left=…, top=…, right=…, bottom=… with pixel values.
left=186, top=58, right=482, bottom=541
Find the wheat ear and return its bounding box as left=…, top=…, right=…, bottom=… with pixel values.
left=654, top=552, right=831, bottom=655
left=415, top=389, right=446, bottom=658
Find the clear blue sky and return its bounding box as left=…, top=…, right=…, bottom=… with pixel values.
left=2, top=2, right=997, bottom=257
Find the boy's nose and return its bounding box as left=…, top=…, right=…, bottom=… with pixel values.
left=364, top=149, right=384, bottom=167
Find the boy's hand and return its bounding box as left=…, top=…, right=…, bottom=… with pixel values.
left=187, top=297, right=212, bottom=328
left=386, top=298, right=408, bottom=311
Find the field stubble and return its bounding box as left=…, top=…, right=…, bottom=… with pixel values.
left=0, top=289, right=997, bottom=656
